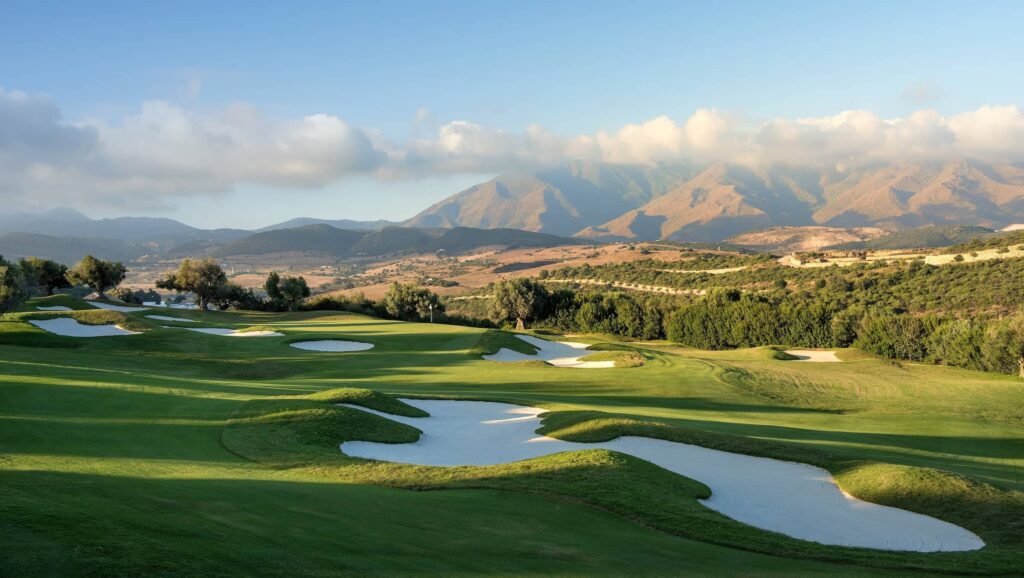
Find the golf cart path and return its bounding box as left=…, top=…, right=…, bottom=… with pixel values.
left=339, top=399, right=983, bottom=553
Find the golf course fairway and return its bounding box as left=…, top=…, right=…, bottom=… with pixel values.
left=2, top=298, right=1022, bottom=576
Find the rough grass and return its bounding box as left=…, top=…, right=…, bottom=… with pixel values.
left=579, top=350, right=647, bottom=367
left=236, top=325, right=281, bottom=334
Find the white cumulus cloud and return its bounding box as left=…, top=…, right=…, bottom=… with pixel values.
left=1, top=85, right=1023, bottom=212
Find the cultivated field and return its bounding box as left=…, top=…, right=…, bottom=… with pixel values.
left=1, top=296, right=1022, bottom=576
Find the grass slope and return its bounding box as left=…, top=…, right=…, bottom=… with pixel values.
left=1, top=302, right=1022, bottom=576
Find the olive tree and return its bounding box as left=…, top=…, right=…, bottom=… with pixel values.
left=0, top=255, right=28, bottom=313
left=18, top=257, right=69, bottom=295
left=381, top=283, right=442, bottom=321
left=490, top=278, right=549, bottom=329
left=278, top=276, right=311, bottom=310
left=66, top=255, right=126, bottom=295
left=156, top=258, right=227, bottom=310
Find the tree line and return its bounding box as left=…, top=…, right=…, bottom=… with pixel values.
left=1, top=254, right=128, bottom=313
left=8, top=251, right=1024, bottom=377
left=446, top=276, right=1024, bottom=377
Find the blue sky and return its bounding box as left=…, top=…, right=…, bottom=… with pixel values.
left=2, top=0, right=1023, bottom=228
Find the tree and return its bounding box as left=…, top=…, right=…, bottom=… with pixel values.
left=156, top=258, right=227, bottom=310
left=214, top=283, right=266, bottom=311
left=381, top=283, right=442, bottom=321
left=278, top=276, right=311, bottom=310
left=66, top=255, right=126, bottom=294
left=490, top=278, right=549, bottom=329
left=265, top=272, right=282, bottom=301
left=0, top=255, right=28, bottom=314
left=19, top=257, right=69, bottom=295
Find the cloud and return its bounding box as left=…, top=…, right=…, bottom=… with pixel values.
left=2, top=85, right=1023, bottom=212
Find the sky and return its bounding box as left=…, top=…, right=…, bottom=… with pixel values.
left=1, top=0, right=1023, bottom=229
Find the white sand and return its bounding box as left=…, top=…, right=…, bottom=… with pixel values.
left=180, top=327, right=283, bottom=337
left=483, top=335, right=615, bottom=368
left=36, top=305, right=73, bottom=311
left=339, top=399, right=984, bottom=553
left=785, top=350, right=841, bottom=362
left=290, top=340, right=374, bottom=352
left=146, top=315, right=198, bottom=323
left=29, top=318, right=140, bottom=337
left=144, top=301, right=205, bottom=310
left=88, top=302, right=148, bottom=313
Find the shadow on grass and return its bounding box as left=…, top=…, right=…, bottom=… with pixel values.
left=0, top=469, right=894, bottom=578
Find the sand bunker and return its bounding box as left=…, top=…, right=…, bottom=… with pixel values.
left=146, top=315, right=198, bottom=323
left=88, top=302, right=148, bottom=313
left=785, top=350, right=841, bottom=362
left=290, top=340, right=374, bottom=352
left=180, top=327, right=283, bottom=337
left=144, top=301, right=205, bottom=310
left=340, top=400, right=984, bottom=552
left=29, top=318, right=140, bottom=337
left=483, top=335, right=615, bottom=368
left=36, top=305, right=72, bottom=311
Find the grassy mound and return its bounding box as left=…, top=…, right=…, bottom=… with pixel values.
left=236, top=325, right=281, bottom=334
left=306, top=388, right=429, bottom=417
left=0, top=308, right=154, bottom=348
left=469, top=329, right=538, bottom=356
left=18, top=294, right=92, bottom=311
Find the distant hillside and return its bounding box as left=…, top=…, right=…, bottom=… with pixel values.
left=350, top=227, right=437, bottom=256
left=828, top=225, right=995, bottom=250
left=0, top=208, right=247, bottom=257
left=256, top=217, right=397, bottom=232
left=729, top=226, right=888, bottom=253
left=0, top=208, right=248, bottom=250
left=0, top=232, right=141, bottom=264
left=947, top=229, right=1024, bottom=253
left=428, top=227, right=585, bottom=253
left=210, top=225, right=367, bottom=257
left=210, top=224, right=583, bottom=259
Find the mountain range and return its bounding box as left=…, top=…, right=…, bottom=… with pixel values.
left=409, top=160, right=1024, bottom=242
left=5, top=159, right=1024, bottom=263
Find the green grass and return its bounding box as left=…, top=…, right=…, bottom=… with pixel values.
left=1, top=299, right=1022, bottom=576
left=468, top=328, right=539, bottom=356
left=16, top=293, right=93, bottom=311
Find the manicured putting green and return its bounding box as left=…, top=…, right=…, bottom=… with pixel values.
left=289, top=340, right=374, bottom=352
